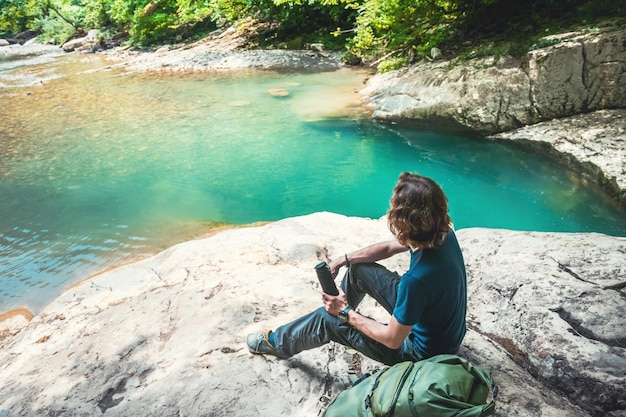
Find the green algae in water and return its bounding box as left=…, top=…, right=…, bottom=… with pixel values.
left=0, top=55, right=624, bottom=312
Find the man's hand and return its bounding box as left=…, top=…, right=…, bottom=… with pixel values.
left=323, top=287, right=413, bottom=350
left=321, top=288, right=349, bottom=316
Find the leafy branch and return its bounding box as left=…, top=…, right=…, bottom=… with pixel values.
left=44, top=0, right=79, bottom=30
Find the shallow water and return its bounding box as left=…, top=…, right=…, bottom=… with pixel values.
left=1, top=53, right=624, bottom=313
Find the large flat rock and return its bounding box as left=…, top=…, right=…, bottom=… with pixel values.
left=0, top=213, right=624, bottom=416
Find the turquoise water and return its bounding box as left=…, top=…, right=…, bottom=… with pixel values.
left=1, top=54, right=625, bottom=313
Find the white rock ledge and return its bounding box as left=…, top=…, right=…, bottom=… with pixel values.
left=0, top=212, right=624, bottom=416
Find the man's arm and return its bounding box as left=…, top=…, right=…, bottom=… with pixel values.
left=347, top=311, right=412, bottom=349
left=328, top=240, right=408, bottom=277
left=322, top=289, right=412, bottom=349
left=322, top=239, right=411, bottom=349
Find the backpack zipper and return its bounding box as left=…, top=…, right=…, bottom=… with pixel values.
left=383, top=362, right=415, bottom=417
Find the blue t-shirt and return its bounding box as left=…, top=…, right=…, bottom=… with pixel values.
left=392, top=231, right=467, bottom=358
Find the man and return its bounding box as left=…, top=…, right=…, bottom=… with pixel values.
left=246, top=172, right=467, bottom=365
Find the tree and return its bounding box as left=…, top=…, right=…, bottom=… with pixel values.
left=0, top=0, right=46, bottom=35
left=1, top=0, right=622, bottom=68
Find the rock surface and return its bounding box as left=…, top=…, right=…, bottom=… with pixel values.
left=103, top=25, right=345, bottom=73
left=361, top=24, right=626, bottom=135
left=0, top=41, right=62, bottom=58
left=0, top=212, right=624, bottom=417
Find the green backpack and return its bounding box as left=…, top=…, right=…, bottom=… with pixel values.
left=323, top=354, right=498, bottom=417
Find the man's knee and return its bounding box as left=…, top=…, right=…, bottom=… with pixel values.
left=349, top=262, right=387, bottom=286
left=348, top=262, right=368, bottom=282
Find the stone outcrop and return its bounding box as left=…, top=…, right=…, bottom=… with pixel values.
left=112, top=48, right=344, bottom=73
left=0, top=29, right=39, bottom=45
left=361, top=24, right=626, bottom=135
left=0, top=213, right=624, bottom=416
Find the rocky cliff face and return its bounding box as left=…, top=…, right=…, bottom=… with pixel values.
left=362, top=24, right=625, bottom=135
left=0, top=213, right=624, bottom=416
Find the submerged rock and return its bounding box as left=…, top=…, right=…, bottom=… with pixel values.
left=268, top=88, right=289, bottom=97
left=0, top=213, right=623, bottom=416
left=489, top=109, right=626, bottom=209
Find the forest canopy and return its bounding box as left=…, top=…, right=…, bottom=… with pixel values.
left=0, top=0, right=622, bottom=70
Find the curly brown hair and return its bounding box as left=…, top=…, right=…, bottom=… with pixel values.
left=387, top=172, right=452, bottom=249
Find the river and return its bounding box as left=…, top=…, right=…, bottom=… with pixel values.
left=1, top=50, right=625, bottom=313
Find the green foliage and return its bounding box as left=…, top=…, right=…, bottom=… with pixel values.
left=529, top=36, right=563, bottom=51
left=130, top=9, right=176, bottom=45
left=0, top=0, right=46, bottom=34
left=206, top=0, right=251, bottom=23
left=1, top=0, right=622, bottom=70
left=35, top=13, right=75, bottom=43
left=249, top=0, right=357, bottom=48
left=345, top=0, right=457, bottom=64
left=107, top=0, right=139, bottom=25
left=125, top=0, right=222, bottom=45
left=377, top=55, right=408, bottom=73
left=81, top=0, right=114, bottom=28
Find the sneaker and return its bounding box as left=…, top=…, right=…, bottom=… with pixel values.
left=246, top=330, right=287, bottom=359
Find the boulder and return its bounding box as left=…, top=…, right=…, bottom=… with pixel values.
left=0, top=213, right=624, bottom=416
left=62, top=36, right=92, bottom=52
left=62, top=29, right=101, bottom=53
left=362, top=57, right=534, bottom=134
left=529, top=29, right=626, bottom=117
left=10, top=29, right=39, bottom=45
left=362, top=26, right=626, bottom=135
left=309, top=43, right=325, bottom=52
